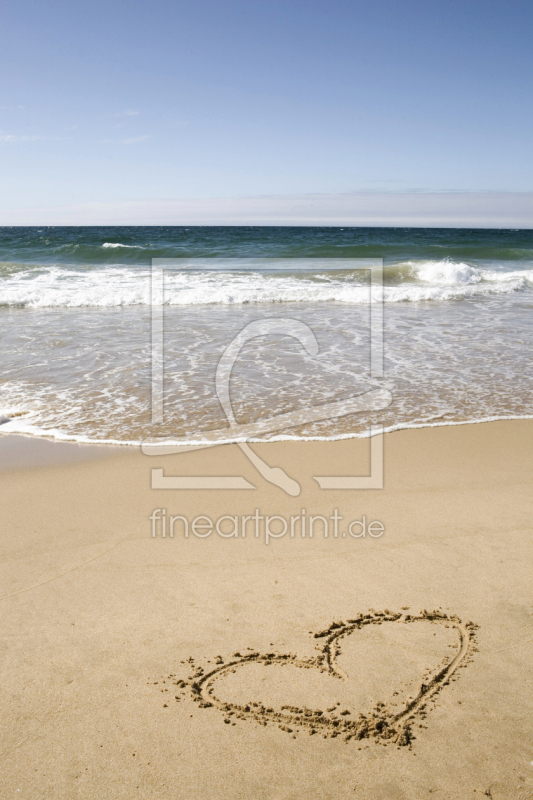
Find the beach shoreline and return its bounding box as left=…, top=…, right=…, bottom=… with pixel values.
left=0, top=433, right=127, bottom=470
left=1, top=419, right=532, bottom=798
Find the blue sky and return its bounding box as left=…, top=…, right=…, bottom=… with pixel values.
left=1, top=0, right=532, bottom=221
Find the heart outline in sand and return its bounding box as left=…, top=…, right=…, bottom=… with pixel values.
left=171, top=610, right=478, bottom=747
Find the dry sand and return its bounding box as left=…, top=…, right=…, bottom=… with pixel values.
left=0, top=420, right=532, bottom=799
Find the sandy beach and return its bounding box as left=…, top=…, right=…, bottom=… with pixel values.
left=3, top=1, right=533, bottom=796
left=1, top=419, right=532, bottom=799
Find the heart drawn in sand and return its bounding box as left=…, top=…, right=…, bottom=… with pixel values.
left=167, top=610, right=478, bottom=747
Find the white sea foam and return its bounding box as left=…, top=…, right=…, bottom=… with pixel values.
left=101, top=242, right=145, bottom=249
left=414, top=260, right=482, bottom=284
left=2, top=412, right=533, bottom=447
left=0, top=261, right=532, bottom=308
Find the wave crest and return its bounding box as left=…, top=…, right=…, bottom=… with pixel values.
left=0, top=261, right=532, bottom=308
left=101, top=242, right=145, bottom=249
left=414, top=260, right=482, bottom=284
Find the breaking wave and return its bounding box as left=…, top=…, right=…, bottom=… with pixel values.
left=0, top=260, right=532, bottom=308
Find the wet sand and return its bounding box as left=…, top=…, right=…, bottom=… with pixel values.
left=0, top=433, right=126, bottom=471
left=1, top=420, right=532, bottom=799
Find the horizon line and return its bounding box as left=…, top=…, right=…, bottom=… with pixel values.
left=1, top=191, right=532, bottom=228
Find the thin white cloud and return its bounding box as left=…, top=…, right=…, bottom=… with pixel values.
left=113, top=110, right=140, bottom=117
left=1, top=192, right=532, bottom=227
left=120, top=135, right=150, bottom=144
left=0, top=133, right=41, bottom=142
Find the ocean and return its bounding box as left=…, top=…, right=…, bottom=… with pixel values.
left=0, top=226, right=532, bottom=446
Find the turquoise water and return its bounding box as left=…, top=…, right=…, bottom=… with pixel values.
left=0, top=226, right=532, bottom=443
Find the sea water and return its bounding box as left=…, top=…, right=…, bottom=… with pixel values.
left=0, top=226, right=532, bottom=444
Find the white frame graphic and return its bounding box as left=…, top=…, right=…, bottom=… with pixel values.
left=145, top=258, right=387, bottom=493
